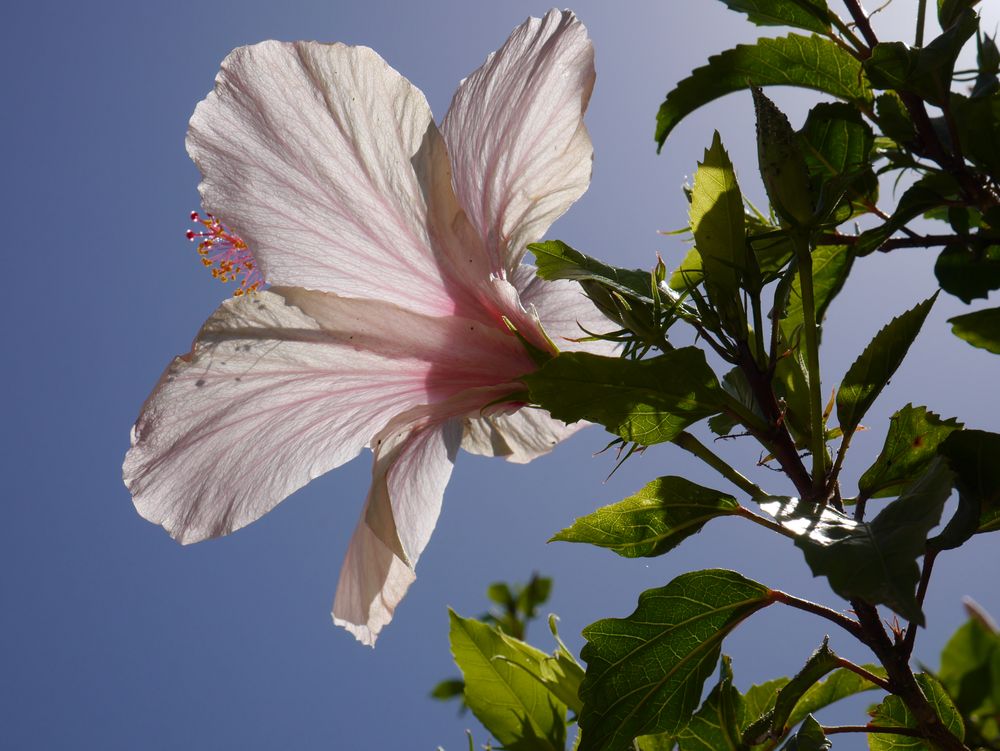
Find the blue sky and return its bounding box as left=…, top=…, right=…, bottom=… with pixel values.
left=4, top=1, right=999, bottom=748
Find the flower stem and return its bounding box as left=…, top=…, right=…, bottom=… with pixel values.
left=792, top=229, right=827, bottom=498
left=674, top=431, right=767, bottom=500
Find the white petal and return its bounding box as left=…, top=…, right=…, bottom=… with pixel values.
left=187, top=41, right=488, bottom=319
left=333, top=418, right=462, bottom=645
left=123, top=289, right=526, bottom=544
left=510, top=264, right=617, bottom=355
left=462, top=406, right=584, bottom=464
left=331, top=521, right=415, bottom=647
left=442, top=10, right=595, bottom=274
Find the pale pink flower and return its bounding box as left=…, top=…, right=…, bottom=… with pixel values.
left=124, top=10, right=607, bottom=645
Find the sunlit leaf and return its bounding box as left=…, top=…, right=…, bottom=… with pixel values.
left=578, top=571, right=775, bottom=751
left=449, top=611, right=567, bottom=751
left=717, top=0, right=832, bottom=33
left=762, top=459, right=954, bottom=624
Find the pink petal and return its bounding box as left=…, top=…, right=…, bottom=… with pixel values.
left=187, top=41, right=489, bottom=318
left=442, top=10, right=595, bottom=275
left=333, top=417, right=463, bottom=645
left=123, top=290, right=533, bottom=545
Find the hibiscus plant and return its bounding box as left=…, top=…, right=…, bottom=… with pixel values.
left=124, top=1, right=1000, bottom=750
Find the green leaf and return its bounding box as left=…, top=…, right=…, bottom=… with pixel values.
left=762, top=459, right=954, bottom=624
left=656, top=34, right=872, bottom=148
left=876, top=92, right=917, bottom=144
left=541, top=615, right=586, bottom=716
left=431, top=678, right=466, bottom=701
left=950, top=93, right=1000, bottom=173
left=449, top=610, right=567, bottom=751
left=786, top=666, right=886, bottom=728
left=864, top=10, right=978, bottom=105
left=939, top=616, right=1000, bottom=716
left=935, top=243, right=1000, bottom=304
left=669, top=246, right=705, bottom=291
left=718, top=0, right=832, bottom=34
left=937, top=429, right=1000, bottom=545
left=635, top=734, right=677, bottom=751
left=780, top=715, right=830, bottom=750
left=524, top=349, right=724, bottom=446
left=765, top=640, right=841, bottom=739
left=949, top=307, right=1000, bottom=354
left=677, top=655, right=747, bottom=751
left=743, top=678, right=791, bottom=726
left=836, top=295, right=937, bottom=436
left=868, top=673, right=965, bottom=750
left=691, top=132, right=747, bottom=333
left=798, top=102, right=877, bottom=221
left=578, top=570, right=775, bottom=751
left=710, top=367, right=762, bottom=437
left=753, top=87, right=815, bottom=226
left=552, top=476, right=741, bottom=558
left=939, top=0, right=982, bottom=30
left=531, top=240, right=654, bottom=305
left=859, top=404, right=963, bottom=499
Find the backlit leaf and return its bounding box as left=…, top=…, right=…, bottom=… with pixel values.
left=718, top=0, right=832, bottom=34
left=525, top=349, right=724, bottom=446
left=836, top=295, right=936, bottom=436
left=656, top=34, right=872, bottom=148
left=868, top=673, right=964, bottom=750
left=578, top=571, right=775, bottom=751
left=552, top=476, right=741, bottom=558
left=677, top=656, right=746, bottom=751
left=949, top=307, right=1000, bottom=354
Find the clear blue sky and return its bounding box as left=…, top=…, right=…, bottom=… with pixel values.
left=4, top=1, right=998, bottom=748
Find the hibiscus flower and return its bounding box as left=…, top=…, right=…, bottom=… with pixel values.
left=124, top=9, right=607, bottom=645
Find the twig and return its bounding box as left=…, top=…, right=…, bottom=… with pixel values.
left=771, top=589, right=864, bottom=638
left=834, top=656, right=892, bottom=691
left=902, top=548, right=939, bottom=656
left=823, top=725, right=927, bottom=738
left=674, top=431, right=768, bottom=500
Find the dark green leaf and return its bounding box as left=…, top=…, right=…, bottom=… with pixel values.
left=449, top=610, right=567, bottom=751
left=488, top=582, right=514, bottom=607
left=939, top=0, right=982, bottom=30
left=780, top=715, right=830, bottom=750
left=949, top=307, right=1000, bottom=355
left=530, top=240, right=654, bottom=305
left=431, top=678, right=466, bottom=701
left=766, top=640, right=841, bottom=738
left=868, top=673, right=965, bottom=750
left=859, top=404, right=963, bottom=499
left=762, top=459, right=954, bottom=623
left=950, top=93, right=1000, bottom=173
left=935, top=243, right=1000, bottom=303
left=578, top=570, right=775, bottom=751
left=836, top=295, right=937, bottom=436
left=864, top=10, right=978, bottom=105
left=656, top=34, right=872, bottom=148
left=743, top=678, right=791, bottom=727
left=939, top=616, right=1000, bottom=716
left=973, top=31, right=999, bottom=97
left=524, top=349, right=724, bottom=446
left=938, top=429, right=1000, bottom=543
left=677, top=656, right=747, bottom=751
left=786, top=666, right=886, bottom=728
left=876, top=92, right=917, bottom=144
left=718, top=0, right=831, bottom=34
left=710, top=367, right=762, bottom=437
left=691, top=132, right=748, bottom=335
left=798, top=102, right=877, bottom=220
left=552, top=476, right=741, bottom=557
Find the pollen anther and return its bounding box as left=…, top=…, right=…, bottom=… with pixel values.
left=187, top=212, right=263, bottom=295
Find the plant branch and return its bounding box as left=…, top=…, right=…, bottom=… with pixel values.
left=841, top=0, right=880, bottom=50
left=853, top=599, right=970, bottom=751
left=902, top=548, right=939, bottom=657
left=817, top=232, right=1000, bottom=251
left=823, top=725, right=926, bottom=738
left=791, top=229, right=827, bottom=498
left=674, top=431, right=768, bottom=500
left=834, top=656, right=892, bottom=691
left=771, top=589, right=863, bottom=638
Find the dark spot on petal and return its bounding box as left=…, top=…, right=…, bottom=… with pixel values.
left=195, top=378, right=206, bottom=387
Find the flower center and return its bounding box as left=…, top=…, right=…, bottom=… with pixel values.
left=186, top=212, right=263, bottom=296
